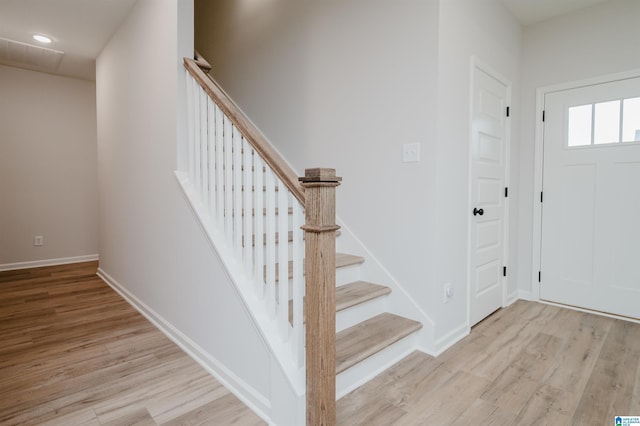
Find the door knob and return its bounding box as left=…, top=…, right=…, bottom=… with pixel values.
left=473, top=207, right=484, bottom=216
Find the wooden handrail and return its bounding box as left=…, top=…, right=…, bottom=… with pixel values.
left=193, top=50, right=212, bottom=73
left=184, top=58, right=305, bottom=205
left=300, top=168, right=341, bottom=426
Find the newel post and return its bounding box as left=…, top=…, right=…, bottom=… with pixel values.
left=299, top=168, right=341, bottom=426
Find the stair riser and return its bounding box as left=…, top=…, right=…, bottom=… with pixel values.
left=336, top=296, right=388, bottom=333
left=336, top=266, right=361, bottom=287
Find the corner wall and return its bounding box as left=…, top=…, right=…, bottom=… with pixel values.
left=0, top=65, right=98, bottom=269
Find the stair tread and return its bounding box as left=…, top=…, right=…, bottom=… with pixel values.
left=335, top=313, right=422, bottom=374
left=335, top=253, right=365, bottom=268
left=336, top=281, right=391, bottom=312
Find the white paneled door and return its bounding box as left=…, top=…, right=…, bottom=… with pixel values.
left=541, top=77, right=640, bottom=319
left=469, top=63, right=509, bottom=326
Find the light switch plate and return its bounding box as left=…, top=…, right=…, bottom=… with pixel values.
left=402, top=143, right=420, bottom=163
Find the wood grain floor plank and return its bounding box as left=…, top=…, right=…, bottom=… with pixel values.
left=162, top=393, right=266, bottom=426
left=631, top=352, right=640, bottom=416
left=38, top=407, right=100, bottom=426
left=392, top=370, right=491, bottom=425
left=100, top=408, right=156, bottom=426
left=571, top=319, right=640, bottom=425
left=0, top=262, right=265, bottom=426
left=337, top=300, right=640, bottom=425
left=451, top=398, right=515, bottom=426
left=147, top=374, right=230, bottom=424
left=5, top=263, right=640, bottom=425
left=480, top=365, right=540, bottom=415
left=514, top=383, right=573, bottom=425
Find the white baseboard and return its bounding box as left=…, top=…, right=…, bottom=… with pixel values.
left=96, top=267, right=273, bottom=425
left=431, top=322, right=470, bottom=357
left=518, top=290, right=534, bottom=301
left=505, top=290, right=519, bottom=306
left=0, top=254, right=99, bottom=272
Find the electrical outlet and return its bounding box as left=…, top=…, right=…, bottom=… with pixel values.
left=34, top=235, right=44, bottom=246
left=444, top=283, right=453, bottom=303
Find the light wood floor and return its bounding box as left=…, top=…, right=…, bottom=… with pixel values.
left=0, top=262, right=265, bottom=426
left=337, top=299, right=640, bottom=425
left=4, top=262, right=640, bottom=425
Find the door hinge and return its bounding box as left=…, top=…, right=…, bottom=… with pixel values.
left=538, top=271, right=541, bottom=282
left=505, top=187, right=508, bottom=198
left=503, top=266, right=507, bottom=277
left=506, top=106, right=510, bottom=117
left=540, top=191, right=544, bottom=203
left=542, top=110, right=546, bottom=122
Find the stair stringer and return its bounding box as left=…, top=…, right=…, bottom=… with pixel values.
left=334, top=217, right=436, bottom=396
left=176, top=171, right=305, bottom=426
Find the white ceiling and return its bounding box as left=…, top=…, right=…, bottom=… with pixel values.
left=0, top=0, right=138, bottom=80
left=0, top=0, right=614, bottom=80
left=500, top=0, right=612, bottom=25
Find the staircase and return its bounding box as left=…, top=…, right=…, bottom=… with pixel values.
left=331, top=255, right=424, bottom=397
left=181, top=55, right=427, bottom=425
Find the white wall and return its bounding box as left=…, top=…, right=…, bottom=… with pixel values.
left=196, top=0, right=442, bottom=344
left=435, top=0, right=521, bottom=344
left=96, top=0, right=281, bottom=421
left=0, top=65, right=98, bottom=268
left=517, top=0, right=640, bottom=297
left=196, top=0, right=522, bottom=350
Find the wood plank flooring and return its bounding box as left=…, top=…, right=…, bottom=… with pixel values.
left=4, top=262, right=640, bottom=425
left=0, top=262, right=265, bottom=426
left=337, top=300, right=640, bottom=425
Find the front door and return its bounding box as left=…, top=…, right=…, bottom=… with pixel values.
left=469, top=64, right=509, bottom=326
left=541, top=76, right=640, bottom=319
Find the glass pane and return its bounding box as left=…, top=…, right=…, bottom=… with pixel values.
left=622, top=97, right=640, bottom=142
left=594, top=100, right=621, bottom=144
left=568, top=104, right=592, bottom=147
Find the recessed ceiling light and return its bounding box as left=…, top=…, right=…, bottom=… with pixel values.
left=33, top=34, right=52, bottom=44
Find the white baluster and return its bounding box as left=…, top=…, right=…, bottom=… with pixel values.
left=224, top=116, right=233, bottom=238
left=186, top=74, right=195, bottom=184
left=254, top=156, right=265, bottom=297
left=291, top=200, right=304, bottom=366
left=277, top=179, right=290, bottom=340
left=207, top=97, right=216, bottom=215
left=215, top=105, right=224, bottom=226
left=233, top=126, right=243, bottom=255
left=200, top=89, right=208, bottom=210
left=243, top=139, right=253, bottom=274
left=265, top=169, right=276, bottom=317
left=194, top=86, right=202, bottom=195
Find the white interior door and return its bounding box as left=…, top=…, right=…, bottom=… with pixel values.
left=469, top=64, right=509, bottom=326
left=541, top=76, right=640, bottom=319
